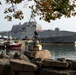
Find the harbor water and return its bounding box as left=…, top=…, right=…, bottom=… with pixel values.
left=42, top=44, right=76, bottom=60
left=0, top=42, right=76, bottom=60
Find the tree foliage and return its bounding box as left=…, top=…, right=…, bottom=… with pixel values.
left=34, top=0, right=76, bottom=22
left=0, top=0, right=76, bottom=22
left=3, top=0, right=24, bottom=21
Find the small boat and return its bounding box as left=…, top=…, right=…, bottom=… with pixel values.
left=0, top=35, right=22, bottom=49
left=6, top=42, right=22, bottom=49
left=0, top=40, right=22, bottom=49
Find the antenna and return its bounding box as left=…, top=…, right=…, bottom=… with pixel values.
left=29, top=10, right=37, bottom=24
left=52, top=22, right=53, bottom=30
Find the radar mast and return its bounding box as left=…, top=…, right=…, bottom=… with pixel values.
left=29, top=10, right=37, bottom=24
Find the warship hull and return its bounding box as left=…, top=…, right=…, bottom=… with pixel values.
left=38, top=30, right=76, bottom=44
left=40, top=36, right=75, bottom=44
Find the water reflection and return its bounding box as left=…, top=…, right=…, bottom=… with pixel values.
left=42, top=44, right=76, bottom=60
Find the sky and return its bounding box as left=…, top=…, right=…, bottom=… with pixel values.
left=0, top=1, right=76, bottom=32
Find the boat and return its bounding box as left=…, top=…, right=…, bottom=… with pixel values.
left=0, top=10, right=76, bottom=44
left=2, top=22, right=76, bottom=44
left=5, top=41, right=22, bottom=49
left=0, top=35, right=22, bottom=49
left=38, top=28, right=76, bottom=44
left=10, top=23, right=76, bottom=44
left=0, top=41, right=22, bottom=49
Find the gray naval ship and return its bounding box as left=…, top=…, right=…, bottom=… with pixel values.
left=0, top=21, right=76, bottom=44
left=38, top=28, right=76, bottom=44
left=1, top=10, right=76, bottom=44
left=10, top=21, right=76, bottom=44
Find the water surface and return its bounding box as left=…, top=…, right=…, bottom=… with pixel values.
left=0, top=44, right=76, bottom=60
left=42, top=44, right=76, bottom=60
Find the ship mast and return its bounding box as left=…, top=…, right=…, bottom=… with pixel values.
left=29, top=10, right=37, bottom=24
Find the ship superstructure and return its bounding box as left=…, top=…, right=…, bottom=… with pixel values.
left=11, top=10, right=42, bottom=39
left=11, top=22, right=41, bottom=39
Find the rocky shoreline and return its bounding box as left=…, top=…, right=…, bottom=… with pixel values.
left=0, top=49, right=76, bottom=75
